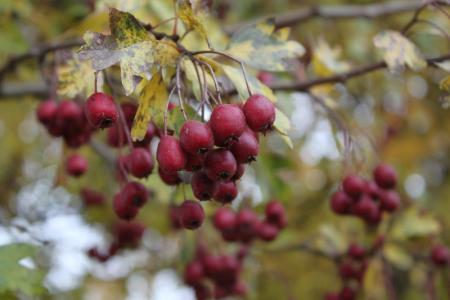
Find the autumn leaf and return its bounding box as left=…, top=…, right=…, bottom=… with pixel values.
left=391, top=207, right=440, bottom=240
left=131, top=71, right=168, bottom=141
left=373, top=30, right=427, bottom=73
left=177, top=0, right=209, bottom=42
left=226, top=20, right=304, bottom=72
left=383, top=243, right=414, bottom=270
left=273, top=108, right=293, bottom=149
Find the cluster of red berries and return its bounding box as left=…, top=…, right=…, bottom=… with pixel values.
left=330, top=164, right=400, bottom=224
left=184, top=244, right=250, bottom=300
left=87, top=221, right=145, bottom=262
left=212, top=201, right=286, bottom=243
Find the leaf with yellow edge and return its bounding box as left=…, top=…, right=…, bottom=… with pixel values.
left=273, top=108, right=293, bottom=149
left=226, top=20, right=304, bottom=72
left=131, top=72, right=168, bottom=141
left=312, top=38, right=351, bottom=76
left=177, top=0, right=208, bottom=42
left=373, top=30, right=427, bottom=73
left=391, top=207, right=440, bottom=240
left=57, top=55, right=102, bottom=98
left=439, top=75, right=450, bottom=92
left=183, top=58, right=216, bottom=100
left=363, top=259, right=387, bottom=300
left=383, top=243, right=414, bottom=270
left=221, top=64, right=275, bottom=102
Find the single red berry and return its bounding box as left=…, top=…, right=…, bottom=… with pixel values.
left=158, top=167, right=181, bottom=186
left=232, top=164, right=245, bottom=181
left=348, top=244, right=366, bottom=260
left=185, top=154, right=204, bottom=172
left=431, top=245, right=449, bottom=266
left=202, top=255, right=221, bottom=278
left=80, top=188, right=105, bottom=206
left=213, top=207, right=237, bottom=232
left=169, top=204, right=181, bottom=229
left=114, top=221, right=145, bottom=247
left=36, top=99, right=58, bottom=125
left=191, top=171, right=215, bottom=201
left=353, top=195, right=378, bottom=220
left=179, top=200, right=205, bottom=230
left=374, top=163, right=397, bottom=189
left=237, top=208, right=259, bottom=243
left=85, top=92, right=118, bottom=128
left=339, top=286, right=355, bottom=300
left=213, top=181, right=238, bottom=204
left=106, top=125, right=127, bottom=148
left=379, top=190, right=401, bottom=212
left=113, top=192, right=139, bottom=220
left=265, top=200, right=287, bottom=229
left=209, top=104, right=246, bottom=147
left=257, top=221, right=279, bottom=242
left=342, top=174, right=365, bottom=199
left=365, top=206, right=382, bottom=225
left=204, top=149, right=237, bottom=181
left=56, top=100, right=85, bottom=133
left=230, top=128, right=259, bottom=163
left=233, top=281, right=248, bottom=297
left=215, top=255, right=240, bottom=286
left=339, top=261, right=357, bottom=279
left=221, top=228, right=239, bottom=242
left=330, top=191, right=352, bottom=214
left=257, top=71, right=274, bottom=86
left=180, top=120, right=214, bottom=155
left=125, top=148, right=154, bottom=178
left=243, top=94, right=276, bottom=132
left=364, top=180, right=381, bottom=199
left=120, top=181, right=149, bottom=208
left=157, top=135, right=186, bottom=172
left=66, top=154, right=88, bottom=177
left=184, top=260, right=204, bottom=286
left=193, top=283, right=211, bottom=300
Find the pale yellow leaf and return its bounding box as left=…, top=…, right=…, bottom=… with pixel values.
left=391, top=207, right=441, bottom=240
left=383, top=243, right=413, bottom=270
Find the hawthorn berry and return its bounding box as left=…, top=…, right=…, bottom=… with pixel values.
left=184, top=260, right=204, bottom=285
left=243, top=94, right=276, bottom=132
left=347, top=244, right=366, bottom=260
left=353, top=195, right=378, bottom=220
left=179, top=200, right=205, bottom=230
left=339, top=286, right=356, bottom=300
left=80, top=188, right=105, bottom=206
left=204, top=149, right=237, bottom=181
left=36, top=99, right=58, bottom=125
left=185, top=154, right=205, bottom=172
left=236, top=209, right=259, bottom=243
left=373, top=163, right=397, bottom=189
left=179, top=120, right=214, bottom=155
left=213, top=181, right=238, bottom=204
left=158, top=167, right=181, bottom=186
left=379, top=190, right=401, bottom=212
left=232, top=164, right=245, bottom=181
left=330, top=191, right=352, bottom=214
left=125, top=148, right=154, bottom=178
left=66, top=154, right=88, bottom=177
left=114, top=221, right=145, bottom=247
left=257, top=221, right=279, bottom=241
left=191, top=171, right=215, bottom=201
left=157, top=135, right=186, bottom=172
left=230, top=128, right=259, bottom=164
left=431, top=245, right=449, bottom=266
left=209, top=104, right=246, bottom=146
left=85, top=92, right=118, bottom=128
left=265, top=200, right=287, bottom=229
left=342, top=174, right=365, bottom=199
left=113, top=192, right=139, bottom=220
left=213, top=207, right=237, bottom=232
left=120, top=181, right=149, bottom=208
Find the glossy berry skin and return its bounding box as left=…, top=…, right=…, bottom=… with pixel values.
left=330, top=191, right=352, bottom=214
left=85, top=92, right=118, bottom=128
left=179, top=200, right=205, bottom=230
left=230, top=129, right=259, bottom=164
left=265, top=200, right=287, bottom=229
left=184, top=260, right=204, bottom=286
left=125, top=148, right=154, bottom=178
left=213, top=207, right=237, bottom=232
left=209, top=104, right=246, bottom=147
left=158, top=167, right=181, bottom=186
left=374, top=163, right=397, bottom=189
left=213, top=181, right=238, bottom=204
left=66, top=154, right=88, bottom=177
left=342, top=175, right=365, bottom=199
left=120, top=181, right=149, bottom=208
left=257, top=221, right=279, bottom=241
left=353, top=195, right=378, bottom=220
left=113, top=192, right=139, bottom=220
left=179, top=120, right=214, bottom=155
left=80, top=188, right=105, bottom=206
left=204, top=149, right=237, bottom=181
left=185, top=154, right=204, bottom=172
left=232, top=164, right=245, bottom=181
left=431, top=245, right=449, bottom=266
left=191, top=171, right=215, bottom=201
left=243, top=94, right=276, bottom=132
left=36, top=99, right=58, bottom=125
left=157, top=135, right=186, bottom=172
left=379, top=190, right=401, bottom=212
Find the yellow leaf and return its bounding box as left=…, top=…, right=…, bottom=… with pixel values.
left=131, top=72, right=168, bottom=141
left=391, top=207, right=441, bottom=240
left=363, top=259, right=387, bottom=300
left=273, top=108, right=293, bottom=149
left=312, top=38, right=351, bottom=76
left=373, top=30, right=427, bottom=73
left=178, top=0, right=208, bottom=42
left=439, top=75, right=450, bottom=92
left=383, top=243, right=413, bottom=270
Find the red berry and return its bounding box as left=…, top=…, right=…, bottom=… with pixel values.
left=233, top=281, right=248, bottom=297
left=348, top=244, right=366, bottom=260
left=169, top=205, right=181, bottom=229
left=114, top=221, right=145, bottom=247
left=85, top=92, right=118, bottom=128
left=215, top=255, right=240, bottom=286
left=193, top=283, right=211, bottom=300
left=257, top=71, right=274, bottom=85
left=342, top=174, right=365, bottom=199
left=179, top=200, right=205, bottom=230
left=379, top=190, right=401, bottom=212
left=156, top=135, right=186, bottom=172
left=204, top=149, right=237, bottom=181
left=191, top=171, right=215, bottom=201
left=213, top=207, right=237, bottom=231
left=230, top=128, right=259, bottom=163
left=113, top=192, right=139, bottom=220
left=339, top=286, right=355, bottom=300
left=339, top=261, right=357, bottom=279
left=330, top=191, right=352, bottom=214
left=184, top=260, right=204, bottom=286
left=364, top=180, right=381, bottom=199
left=66, top=154, right=88, bottom=177
left=120, top=181, right=149, bottom=208
left=243, top=94, right=276, bottom=132
left=36, top=99, right=58, bottom=125
left=353, top=195, right=378, bottom=220
left=56, top=101, right=85, bottom=133
left=374, top=163, right=397, bottom=189
left=265, top=200, right=287, bottom=229
left=180, top=120, right=214, bottom=155
left=232, top=164, right=245, bottom=181
left=106, top=125, right=127, bottom=148
left=125, top=148, right=154, bottom=178
left=185, top=154, right=204, bottom=172
left=257, top=221, right=279, bottom=241
left=80, top=188, right=105, bottom=206
left=209, top=104, right=246, bottom=146
left=158, top=167, right=181, bottom=186
left=202, top=255, right=221, bottom=278
left=236, top=208, right=259, bottom=243
left=431, top=245, right=449, bottom=266
left=213, top=181, right=238, bottom=204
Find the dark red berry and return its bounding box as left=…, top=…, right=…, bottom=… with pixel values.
left=216, top=255, right=240, bottom=286
left=158, top=167, right=181, bottom=185
left=56, top=101, right=85, bottom=132
left=236, top=208, right=259, bottom=243
left=374, top=163, right=397, bottom=189
left=353, top=195, right=378, bottom=220
left=180, top=120, right=214, bottom=155
left=204, top=149, right=237, bottom=181
left=348, top=244, right=366, bottom=260
left=339, top=261, right=357, bottom=279
left=36, top=99, right=58, bottom=125
left=232, top=164, right=245, bottom=181
left=265, top=200, right=287, bottom=229
left=339, top=286, right=355, bottom=300
left=209, top=104, right=246, bottom=146
left=120, top=181, right=149, bottom=208
left=66, top=154, right=88, bottom=177
left=191, top=171, right=215, bottom=201
left=106, top=125, right=127, bottom=148
left=257, top=221, right=279, bottom=241
left=342, top=174, right=365, bottom=199
left=193, top=283, right=211, bottom=300
left=157, top=135, right=186, bottom=172
left=125, top=148, right=154, bottom=178
left=202, top=255, right=221, bottom=278
left=243, top=94, right=276, bottom=132
left=213, top=207, right=237, bottom=232
left=114, top=221, right=145, bottom=247
left=179, top=200, right=205, bottom=230
left=185, top=154, right=204, bottom=172
left=364, top=180, right=381, bottom=199
left=213, top=181, right=238, bottom=204
left=379, top=190, right=401, bottom=212
left=85, top=92, right=118, bottom=128
left=169, top=205, right=181, bottom=229
left=233, top=281, right=248, bottom=297
left=230, top=128, right=259, bottom=163
left=184, top=260, right=204, bottom=286
left=431, top=245, right=449, bottom=266
left=257, top=71, right=274, bottom=86
left=113, top=192, right=139, bottom=220
left=330, top=191, right=352, bottom=214
left=80, top=188, right=105, bottom=206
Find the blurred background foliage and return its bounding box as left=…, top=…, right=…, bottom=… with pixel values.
left=0, top=0, right=449, bottom=299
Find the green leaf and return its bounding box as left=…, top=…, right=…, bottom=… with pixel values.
left=273, top=108, right=293, bottom=149
left=226, top=20, right=305, bottom=72
left=391, top=207, right=440, bottom=240
left=0, top=244, right=45, bottom=296
left=109, top=8, right=149, bottom=47
left=373, top=30, right=427, bottom=73
left=221, top=64, right=275, bottom=101
left=131, top=71, right=168, bottom=141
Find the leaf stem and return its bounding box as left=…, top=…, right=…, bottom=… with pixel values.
left=176, top=61, right=189, bottom=120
